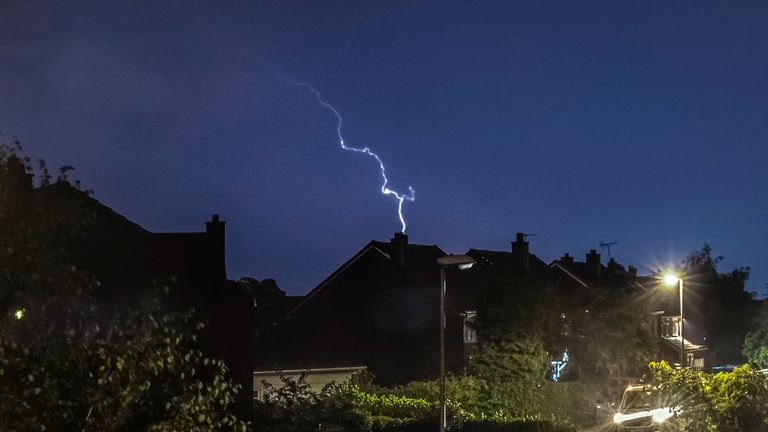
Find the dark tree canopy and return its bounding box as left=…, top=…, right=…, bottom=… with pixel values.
left=678, top=244, right=755, bottom=363
left=0, top=142, right=247, bottom=431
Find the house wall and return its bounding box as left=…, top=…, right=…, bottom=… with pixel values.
left=265, top=248, right=464, bottom=385
left=253, top=366, right=366, bottom=401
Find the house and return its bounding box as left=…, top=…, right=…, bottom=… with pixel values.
left=42, top=184, right=254, bottom=417
left=658, top=315, right=708, bottom=369
left=550, top=247, right=708, bottom=371
left=261, top=231, right=710, bottom=388
left=255, top=233, right=474, bottom=385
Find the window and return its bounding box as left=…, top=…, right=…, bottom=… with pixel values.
left=461, top=311, right=477, bottom=344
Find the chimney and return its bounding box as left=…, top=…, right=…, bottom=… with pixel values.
left=390, top=232, right=408, bottom=266
left=205, top=214, right=226, bottom=278
left=560, top=253, right=574, bottom=264
left=585, top=249, right=601, bottom=277
left=511, top=232, right=530, bottom=270
left=628, top=265, right=638, bottom=277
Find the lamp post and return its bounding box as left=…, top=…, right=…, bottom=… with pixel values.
left=436, top=255, right=475, bottom=432
left=663, top=273, right=685, bottom=368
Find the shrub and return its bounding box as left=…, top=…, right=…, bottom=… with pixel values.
left=458, top=419, right=575, bottom=432
left=537, top=381, right=597, bottom=425
left=649, top=360, right=768, bottom=431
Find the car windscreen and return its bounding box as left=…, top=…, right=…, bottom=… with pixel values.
left=623, top=390, right=657, bottom=411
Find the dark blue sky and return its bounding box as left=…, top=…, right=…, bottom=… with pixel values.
left=2, top=1, right=767, bottom=295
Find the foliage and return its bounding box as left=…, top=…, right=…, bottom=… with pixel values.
left=254, top=375, right=370, bottom=432
left=458, top=419, right=575, bottom=432
left=468, top=337, right=548, bottom=420
left=567, top=283, right=656, bottom=379
left=254, top=374, right=442, bottom=431
left=0, top=142, right=246, bottom=431
left=537, top=381, right=596, bottom=426
left=255, top=374, right=577, bottom=432
left=377, top=375, right=483, bottom=421
left=649, top=360, right=768, bottom=431
left=468, top=271, right=557, bottom=419
left=742, top=302, right=768, bottom=369
left=677, top=244, right=754, bottom=363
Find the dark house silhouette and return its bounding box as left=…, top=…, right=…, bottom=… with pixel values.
left=549, top=248, right=709, bottom=371
left=255, top=233, right=479, bottom=384
left=45, top=185, right=254, bottom=417
left=260, top=232, right=709, bottom=386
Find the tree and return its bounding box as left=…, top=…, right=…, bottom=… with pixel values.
left=0, top=142, right=247, bottom=431
left=467, top=337, right=548, bottom=419
left=236, top=276, right=286, bottom=338
left=649, top=361, right=768, bottom=431
left=743, top=302, right=768, bottom=369
left=678, top=244, right=754, bottom=363
left=468, top=273, right=555, bottom=418
left=568, top=283, right=656, bottom=379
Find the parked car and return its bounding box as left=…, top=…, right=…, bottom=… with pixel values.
left=612, top=385, right=676, bottom=431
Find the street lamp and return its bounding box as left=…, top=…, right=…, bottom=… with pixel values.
left=436, top=255, right=475, bottom=432
left=662, top=273, right=685, bottom=367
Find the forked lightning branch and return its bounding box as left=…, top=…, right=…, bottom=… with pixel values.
left=268, top=65, right=415, bottom=233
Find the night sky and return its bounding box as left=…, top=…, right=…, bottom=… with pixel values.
left=2, top=1, right=767, bottom=296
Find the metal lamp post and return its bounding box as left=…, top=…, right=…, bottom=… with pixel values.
left=663, top=273, right=685, bottom=367
left=436, top=255, right=475, bottom=432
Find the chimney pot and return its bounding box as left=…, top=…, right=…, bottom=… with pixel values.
left=205, top=214, right=225, bottom=234
left=586, top=249, right=601, bottom=277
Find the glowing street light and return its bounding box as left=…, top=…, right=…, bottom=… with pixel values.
left=662, top=272, right=685, bottom=367
left=14, top=308, right=25, bottom=320
left=662, top=274, right=679, bottom=286
left=436, top=255, right=475, bottom=432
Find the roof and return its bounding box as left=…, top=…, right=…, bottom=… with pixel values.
left=253, top=365, right=367, bottom=376
left=286, top=236, right=447, bottom=318
left=467, top=249, right=547, bottom=270
left=370, top=239, right=445, bottom=287
left=550, top=258, right=654, bottom=290
left=467, top=248, right=557, bottom=281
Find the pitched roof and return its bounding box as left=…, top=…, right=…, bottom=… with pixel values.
left=286, top=236, right=446, bottom=319
left=466, top=248, right=557, bottom=281
left=370, top=239, right=445, bottom=287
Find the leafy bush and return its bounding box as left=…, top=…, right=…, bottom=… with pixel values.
left=649, top=360, right=768, bottom=431
left=537, top=381, right=596, bottom=425
left=351, top=388, right=434, bottom=419
left=254, top=376, right=369, bottom=432
left=467, top=338, right=548, bottom=420
left=458, top=419, right=575, bottom=432
left=374, top=375, right=483, bottom=421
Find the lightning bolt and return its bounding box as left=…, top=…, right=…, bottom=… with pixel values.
left=266, top=65, right=416, bottom=233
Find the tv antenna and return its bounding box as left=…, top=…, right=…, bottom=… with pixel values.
left=600, top=241, right=618, bottom=260
left=524, top=233, right=538, bottom=240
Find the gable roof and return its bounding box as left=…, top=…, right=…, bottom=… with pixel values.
left=370, top=239, right=445, bottom=287
left=468, top=248, right=549, bottom=270
left=286, top=236, right=447, bottom=319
